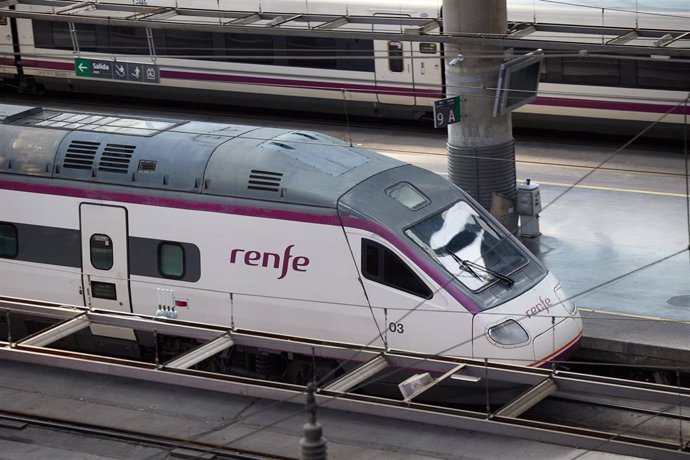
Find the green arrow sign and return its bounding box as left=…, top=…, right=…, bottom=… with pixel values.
left=74, top=58, right=91, bottom=77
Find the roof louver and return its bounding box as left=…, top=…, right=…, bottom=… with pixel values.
left=98, top=144, right=135, bottom=174
left=248, top=169, right=283, bottom=192
left=63, top=140, right=99, bottom=170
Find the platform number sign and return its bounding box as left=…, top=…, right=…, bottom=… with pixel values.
left=433, top=96, right=461, bottom=128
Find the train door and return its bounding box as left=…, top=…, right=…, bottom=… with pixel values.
left=79, top=203, right=131, bottom=314
left=345, top=230, right=473, bottom=358
left=374, top=39, right=416, bottom=106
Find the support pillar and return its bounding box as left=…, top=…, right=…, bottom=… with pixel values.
left=444, top=0, right=518, bottom=231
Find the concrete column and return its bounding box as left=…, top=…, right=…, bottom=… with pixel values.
left=444, top=0, right=517, bottom=230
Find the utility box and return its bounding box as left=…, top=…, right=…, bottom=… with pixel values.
left=517, top=179, right=541, bottom=237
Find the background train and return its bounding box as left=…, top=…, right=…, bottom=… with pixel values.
left=0, top=102, right=582, bottom=377
left=0, top=0, right=688, bottom=138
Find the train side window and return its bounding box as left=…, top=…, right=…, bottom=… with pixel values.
left=159, top=242, right=185, bottom=279
left=0, top=223, right=18, bottom=259
left=337, top=38, right=375, bottom=72
left=388, top=41, right=404, bottom=73
left=224, top=33, right=276, bottom=65
left=32, top=20, right=72, bottom=50
left=90, top=234, right=113, bottom=271
left=361, top=240, right=432, bottom=299
left=155, top=30, right=214, bottom=57
left=286, top=36, right=337, bottom=69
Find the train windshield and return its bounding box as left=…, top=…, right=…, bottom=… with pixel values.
left=405, top=200, right=527, bottom=291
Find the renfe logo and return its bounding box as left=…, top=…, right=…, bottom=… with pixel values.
left=230, top=245, right=310, bottom=280
left=525, top=297, right=553, bottom=318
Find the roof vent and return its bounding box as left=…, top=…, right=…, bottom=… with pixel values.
left=63, top=140, right=99, bottom=170
left=99, top=144, right=135, bottom=174
left=248, top=169, right=283, bottom=192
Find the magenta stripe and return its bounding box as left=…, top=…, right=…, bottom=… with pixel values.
left=1, top=179, right=339, bottom=225
left=161, top=69, right=442, bottom=98
left=533, top=95, right=689, bottom=115
left=19, top=58, right=442, bottom=98
left=17, top=60, right=687, bottom=114
left=1, top=178, right=480, bottom=313
left=22, top=59, right=74, bottom=71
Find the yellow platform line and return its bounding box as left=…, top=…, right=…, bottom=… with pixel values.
left=578, top=307, right=690, bottom=323
left=519, top=179, right=690, bottom=198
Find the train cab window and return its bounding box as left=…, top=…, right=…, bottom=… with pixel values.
left=90, top=234, right=113, bottom=271
left=159, top=242, right=185, bottom=279
left=361, top=240, right=432, bottom=299
left=0, top=223, right=18, bottom=259
left=388, top=41, right=404, bottom=73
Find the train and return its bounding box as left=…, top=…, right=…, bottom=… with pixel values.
left=0, top=102, right=583, bottom=381
left=0, top=0, right=688, bottom=137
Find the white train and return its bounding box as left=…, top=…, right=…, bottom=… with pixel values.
left=0, top=0, right=688, bottom=136
left=0, top=103, right=582, bottom=374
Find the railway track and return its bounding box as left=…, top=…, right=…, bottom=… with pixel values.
left=0, top=409, right=294, bottom=460
left=2, top=296, right=690, bottom=459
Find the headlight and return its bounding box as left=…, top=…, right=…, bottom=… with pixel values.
left=488, top=319, right=529, bottom=345
left=554, top=284, right=577, bottom=315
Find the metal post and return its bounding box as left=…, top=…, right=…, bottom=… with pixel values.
left=300, top=382, right=327, bottom=460
left=444, top=0, right=518, bottom=232
left=6, top=309, right=12, bottom=346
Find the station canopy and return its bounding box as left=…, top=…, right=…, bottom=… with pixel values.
left=0, top=0, right=688, bottom=58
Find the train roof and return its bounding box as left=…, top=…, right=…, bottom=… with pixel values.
left=0, top=104, right=403, bottom=208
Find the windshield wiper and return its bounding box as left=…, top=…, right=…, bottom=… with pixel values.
left=447, top=252, right=514, bottom=287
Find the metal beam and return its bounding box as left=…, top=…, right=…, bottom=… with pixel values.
left=165, top=334, right=234, bottom=370
left=494, top=378, right=558, bottom=418
left=19, top=313, right=90, bottom=347
left=315, top=16, right=348, bottom=30
left=607, top=30, right=638, bottom=45
left=226, top=13, right=261, bottom=26
left=509, top=24, right=536, bottom=39
left=323, top=354, right=388, bottom=393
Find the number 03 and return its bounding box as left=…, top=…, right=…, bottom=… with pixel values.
left=388, top=322, right=404, bottom=334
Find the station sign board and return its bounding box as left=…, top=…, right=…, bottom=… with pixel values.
left=74, top=58, right=160, bottom=84
left=433, top=96, right=461, bottom=128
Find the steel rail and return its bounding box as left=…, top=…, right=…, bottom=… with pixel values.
left=0, top=409, right=295, bottom=460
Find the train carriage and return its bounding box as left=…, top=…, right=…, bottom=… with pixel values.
left=0, top=103, right=582, bottom=370
left=1, top=0, right=688, bottom=135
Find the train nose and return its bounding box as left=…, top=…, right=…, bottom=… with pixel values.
left=531, top=314, right=583, bottom=367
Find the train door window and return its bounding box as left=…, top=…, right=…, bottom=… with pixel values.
left=90, top=234, right=113, bottom=271
left=361, top=240, right=432, bottom=299
left=388, top=41, right=404, bottom=73
left=158, top=242, right=185, bottom=279
left=0, top=223, right=17, bottom=259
